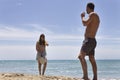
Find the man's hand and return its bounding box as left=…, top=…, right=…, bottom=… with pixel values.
left=81, top=12, right=85, bottom=18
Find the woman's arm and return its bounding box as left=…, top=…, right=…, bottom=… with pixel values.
left=36, top=42, right=40, bottom=51
left=45, top=41, right=49, bottom=46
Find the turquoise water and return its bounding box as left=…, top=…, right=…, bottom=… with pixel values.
left=0, top=60, right=120, bottom=79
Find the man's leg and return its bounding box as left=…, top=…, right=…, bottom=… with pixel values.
left=78, top=51, right=89, bottom=80
left=89, top=55, right=97, bottom=80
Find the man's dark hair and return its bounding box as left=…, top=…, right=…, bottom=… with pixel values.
left=87, top=2, right=95, bottom=10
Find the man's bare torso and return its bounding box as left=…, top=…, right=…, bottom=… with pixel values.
left=85, top=12, right=100, bottom=38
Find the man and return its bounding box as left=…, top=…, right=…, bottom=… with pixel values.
left=78, top=2, right=100, bottom=80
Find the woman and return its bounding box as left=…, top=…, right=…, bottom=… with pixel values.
left=36, top=34, right=49, bottom=75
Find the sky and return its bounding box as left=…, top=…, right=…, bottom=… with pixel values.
left=0, top=0, right=120, bottom=60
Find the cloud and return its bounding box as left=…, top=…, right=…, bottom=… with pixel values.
left=1, top=43, right=120, bottom=60
left=0, top=24, right=120, bottom=46
left=0, top=24, right=120, bottom=60
left=0, top=24, right=53, bottom=41
left=0, top=45, right=36, bottom=60
left=0, top=24, right=83, bottom=42
left=26, top=24, right=54, bottom=34
left=0, top=45, right=80, bottom=60
left=96, top=45, right=120, bottom=59
left=47, top=45, right=80, bottom=60
left=0, top=25, right=30, bottom=39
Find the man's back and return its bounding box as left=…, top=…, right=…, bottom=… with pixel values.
left=85, top=12, right=100, bottom=38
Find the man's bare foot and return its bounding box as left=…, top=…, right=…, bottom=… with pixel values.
left=93, top=77, right=97, bottom=80
left=82, top=76, right=90, bottom=80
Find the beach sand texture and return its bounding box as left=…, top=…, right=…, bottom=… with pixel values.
left=0, top=73, right=80, bottom=80
left=0, top=73, right=119, bottom=80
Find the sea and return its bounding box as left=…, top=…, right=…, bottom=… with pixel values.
left=0, top=60, right=120, bottom=79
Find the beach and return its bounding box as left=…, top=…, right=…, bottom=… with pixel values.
left=0, top=73, right=120, bottom=80
left=0, top=73, right=80, bottom=80
left=0, top=60, right=120, bottom=80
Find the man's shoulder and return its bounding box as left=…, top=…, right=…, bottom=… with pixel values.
left=89, top=12, right=98, bottom=16
left=90, top=12, right=99, bottom=19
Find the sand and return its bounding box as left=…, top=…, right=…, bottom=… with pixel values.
left=0, top=73, right=80, bottom=80
left=0, top=73, right=119, bottom=80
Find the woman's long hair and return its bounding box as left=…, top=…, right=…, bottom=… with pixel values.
left=39, top=34, right=45, bottom=45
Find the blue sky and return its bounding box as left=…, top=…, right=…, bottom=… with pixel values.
left=0, top=0, right=120, bottom=60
